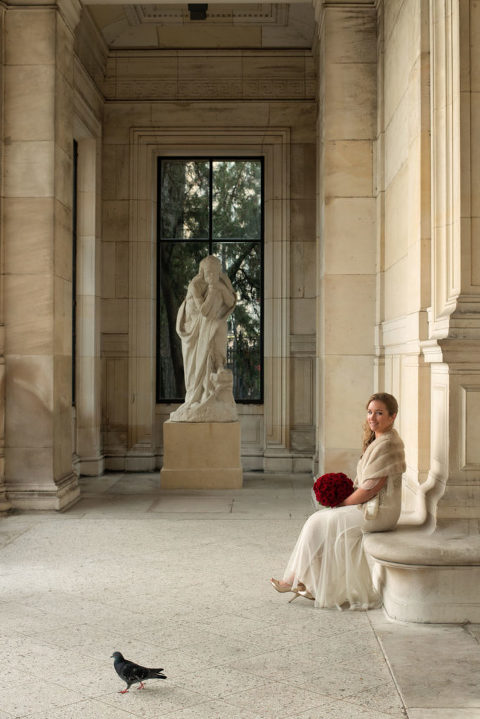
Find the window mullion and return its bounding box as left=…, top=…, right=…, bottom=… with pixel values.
left=208, top=159, right=213, bottom=253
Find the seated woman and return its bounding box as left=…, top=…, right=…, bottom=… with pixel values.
left=271, top=393, right=406, bottom=609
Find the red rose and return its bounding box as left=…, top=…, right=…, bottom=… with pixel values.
left=313, top=472, right=354, bottom=507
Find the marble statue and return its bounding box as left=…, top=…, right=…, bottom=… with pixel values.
left=170, top=255, right=238, bottom=422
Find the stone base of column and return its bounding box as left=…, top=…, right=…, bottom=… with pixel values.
left=6, top=472, right=80, bottom=511
left=75, top=454, right=105, bottom=477
left=160, top=420, right=242, bottom=489
left=125, top=453, right=156, bottom=472
left=0, top=491, right=12, bottom=516
left=263, top=450, right=313, bottom=474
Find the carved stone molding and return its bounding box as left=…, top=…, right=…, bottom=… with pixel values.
left=128, top=126, right=292, bottom=458
left=103, top=50, right=315, bottom=101
left=125, top=4, right=289, bottom=25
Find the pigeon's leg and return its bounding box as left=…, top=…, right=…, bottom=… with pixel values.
left=137, top=681, right=145, bottom=690
left=119, top=688, right=129, bottom=694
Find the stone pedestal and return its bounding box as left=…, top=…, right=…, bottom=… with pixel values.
left=160, top=421, right=242, bottom=489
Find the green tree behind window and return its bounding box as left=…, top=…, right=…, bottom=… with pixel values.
left=157, top=158, right=263, bottom=403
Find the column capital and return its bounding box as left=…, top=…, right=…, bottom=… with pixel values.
left=423, top=337, right=480, bottom=366
left=313, top=0, right=377, bottom=36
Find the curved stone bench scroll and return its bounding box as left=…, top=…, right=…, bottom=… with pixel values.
left=363, top=527, right=480, bottom=623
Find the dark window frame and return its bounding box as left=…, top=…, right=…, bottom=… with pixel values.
left=156, top=155, right=265, bottom=405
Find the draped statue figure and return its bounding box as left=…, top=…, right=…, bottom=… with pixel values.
left=170, top=255, right=238, bottom=422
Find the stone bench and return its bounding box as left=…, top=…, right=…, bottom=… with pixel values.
left=363, top=527, right=480, bottom=623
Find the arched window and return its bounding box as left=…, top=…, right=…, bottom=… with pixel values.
left=156, top=157, right=264, bottom=404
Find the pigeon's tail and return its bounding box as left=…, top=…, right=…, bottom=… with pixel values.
left=148, top=668, right=167, bottom=680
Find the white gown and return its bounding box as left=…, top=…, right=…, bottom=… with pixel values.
left=282, top=429, right=406, bottom=610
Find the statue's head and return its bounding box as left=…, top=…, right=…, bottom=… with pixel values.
left=200, top=255, right=222, bottom=285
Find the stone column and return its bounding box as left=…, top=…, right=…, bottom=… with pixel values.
left=0, top=8, right=11, bottom=515
left=3, top=0, right=81, bottom=510
left=75, top=137, right=104, bottom=476
left=422, top=0, right=480, bottom=524
left=314, top=0, right=377, bottom=476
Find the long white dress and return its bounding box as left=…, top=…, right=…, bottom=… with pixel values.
left=283, top=429, right=406, bottom=610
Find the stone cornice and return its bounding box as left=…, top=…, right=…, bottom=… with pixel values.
left=2, top=0, right=81, bottom=29
left=103, top=48, right=316, bottom=102
left=313, top=0, right=376, bottom=11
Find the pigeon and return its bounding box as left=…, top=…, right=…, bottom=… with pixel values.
left=111, top=651, right=167, bottom=693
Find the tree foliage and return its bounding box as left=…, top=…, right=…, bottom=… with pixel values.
left=158, top=159, right=262, bottom=402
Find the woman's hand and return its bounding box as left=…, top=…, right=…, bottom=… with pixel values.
left=338, top=477, right=387, bottom=506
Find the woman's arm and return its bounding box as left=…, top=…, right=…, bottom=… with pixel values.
left=339, top=476, right=387, bottom=506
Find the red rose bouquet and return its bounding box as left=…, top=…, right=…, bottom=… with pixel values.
left=313, top=472, right=354, bottom=507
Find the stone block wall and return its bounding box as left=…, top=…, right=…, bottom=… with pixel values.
left=315, top=2, right=378, bottom=479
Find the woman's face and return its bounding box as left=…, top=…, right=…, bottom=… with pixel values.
left=367, top=400, right=396, bottom=437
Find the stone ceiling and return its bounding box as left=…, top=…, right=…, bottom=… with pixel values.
left=86, top=3, right=316, bottom=48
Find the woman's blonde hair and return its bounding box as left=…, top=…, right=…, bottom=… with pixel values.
left=362, top=392, right=399, bottom=453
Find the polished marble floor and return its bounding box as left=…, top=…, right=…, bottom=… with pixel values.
left=1, top=473, right=479, bottom=718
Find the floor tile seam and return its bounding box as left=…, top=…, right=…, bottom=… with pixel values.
left=366, top=611, right=411, bottom=718
left=241, top=672, right=363, bottom=703
left=198, top=654, right=315, bottom=680
left=202, top=631, right=372, bottom=662
left=408, top=705, right=480, bottom=710
left=94, top=681, right=217, bottom=704
left=332, top=692, right=408, bottom=716
left=3, top=687, right=90, bottom=716
left=319, top=644, right=387, bottom=665
left=150, top=695, right=261, bottom=719
left=132, top=638, right=279, bottom=664
left=200, top=629, right=349, bottom=650
left=164, top=676, right=272, bottom=702
left=26, top=694, right=138, bottom=719
left=94, top=690, right=219, bottom=718
left=0, top=526, right=38, bottom=549
left=210, top=642, right=382, bottom=670
left=207, top=630, right=381, bottom=655
left=166, top=666, right=272, bottom=688
left=216, top=659, right=337, bottom=686
left=6, top=662, right=94, bottom=687
left=20, top=624, right=171, bottom=646
left=463, top=623, right=480, bottom=645
left=289, top=702, right=399, bottom=719
left=212, top=684, right=337, bottom=715
left=287, top=674, right=387, bottom=701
